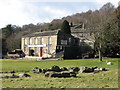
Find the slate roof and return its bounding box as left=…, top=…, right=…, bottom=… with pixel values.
left=24, top=30, right=59, bottom=37
left=71, top=28, right=96, bottom=33
left=23, top=27, right=96, bottom=38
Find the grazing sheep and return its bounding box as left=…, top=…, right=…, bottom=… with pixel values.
left=106, top=61, right=112, bottom=65
left=19, top=73, right=31, bottom=78
left=32, top=67, right=42, bottom=73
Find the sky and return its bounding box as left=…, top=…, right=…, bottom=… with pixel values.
left=0, top=0, right=119, bottom=28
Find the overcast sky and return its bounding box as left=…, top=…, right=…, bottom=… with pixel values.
left=0, top=0, right=119, bottom=28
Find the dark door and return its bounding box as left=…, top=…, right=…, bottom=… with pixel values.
left=40, top=47, right=43, bottom=57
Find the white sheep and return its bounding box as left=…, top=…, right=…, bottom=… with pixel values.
left=106, top=61, right=112, bottom=65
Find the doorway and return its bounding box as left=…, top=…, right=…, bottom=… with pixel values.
left=29, top=49, right=34, bottom=56
left=40, top=47, right=43, bottom=57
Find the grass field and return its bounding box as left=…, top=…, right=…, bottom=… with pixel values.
left=0, top=58, right=119, bottom=88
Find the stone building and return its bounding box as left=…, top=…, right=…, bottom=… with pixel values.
left=21, top=24, right=95, bottom=59
left=21, top=29, right=82, bottom=59
left=21, top=31, right=58, bottom=58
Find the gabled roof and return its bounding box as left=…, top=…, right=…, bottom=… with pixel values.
left=23, top=30, right=59, bottom=37
left=23, top=26, right=97, bottom=38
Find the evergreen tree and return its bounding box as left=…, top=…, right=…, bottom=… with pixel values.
left=2, top=24, right=14, bottom=52
left=61, top=20, right=71, bottom=34
left=2, top=24, right=13, bottom=39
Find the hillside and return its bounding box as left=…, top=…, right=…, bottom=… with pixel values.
left=1, top=2, right=119, bottom=56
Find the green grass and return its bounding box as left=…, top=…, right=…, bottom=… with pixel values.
left=0, top=58, right=119, bottom=88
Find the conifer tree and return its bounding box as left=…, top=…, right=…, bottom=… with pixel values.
left=61, top=20, right=71, bottom=34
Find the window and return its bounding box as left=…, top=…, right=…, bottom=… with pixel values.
left=24, top=47, right=26, bottom=52
left=69, top=38, right=71, bottom=43
left=48, top=37, right=52, bottom=44
left=34, top=38, right=38, bottom=45
left=30, top=38, right=33, bottom=45
left=34, top=38, right=36, bottom=44
left=57, top=46, right=59, bottom=50
left=44, top=49, right=47, bottom=53
left=24, top=38, right=29, bottom=45
left=75, top=39, right=79, bottom=45
left=48, top=47, right=51, bottom=53
left=83, top=33, right=88, bottom=37
left=24, top=38, right=26, bottom=45
left=39, top=38, right=42, bottom=45
left=42, top=38, right=44, bottom=44
left=37, top=38, right=39, bottom=44
left=61, top=40, right=67, bottom=45
left=28, top=38, right=30, bottom=45
left=35, top=47, right=37, bottom=53
left=60, top=46, right=63, bottom=50
left=37, top=38, right=40, bottom=44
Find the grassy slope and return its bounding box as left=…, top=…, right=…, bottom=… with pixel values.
left=0, top=58, right=119, bottom=88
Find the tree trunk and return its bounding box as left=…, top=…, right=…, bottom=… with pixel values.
left=99, top=49, right=102, bottom=61
left=99, top=42, right=102, bottom=61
